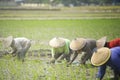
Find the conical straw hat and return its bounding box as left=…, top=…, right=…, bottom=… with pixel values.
left=96, top=36, right=107, bottom=49
left=0, top=36, right=13, bottom=48
left=0, top=38, right=4, bottom=41
left=70, top=38, right=86, bottom=51
left=91, top=47, right=111, bottom=66
left=49, top=37, right=65, bottom=48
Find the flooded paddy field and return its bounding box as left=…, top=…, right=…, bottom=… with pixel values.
left=0, top=18, right=120, bottom=80
left=0, top=49, right=114, bottom=80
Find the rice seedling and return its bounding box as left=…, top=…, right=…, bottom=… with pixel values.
left=0, top=19, right=120, bottom=80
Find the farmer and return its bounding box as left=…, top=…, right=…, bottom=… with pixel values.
left=49, top=37, right=72, bottom=64
left=67, top=38, right=96, bottom=65
left=0, top=36, right=31, bottom=62
left=91, top=47, right=120, bottom=80
left=97, top=36, right=120, bottom=49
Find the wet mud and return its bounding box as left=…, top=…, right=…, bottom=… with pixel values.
left=0, top=49, right=51, bottom=58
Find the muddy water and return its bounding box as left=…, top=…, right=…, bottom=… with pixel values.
left=0, top=49, right=51, bottom=58
left=27, top=49, right=51, bottom=57
left=0, top=49, right=83, bottom=63
left=0, top=49, right=114, bottom=80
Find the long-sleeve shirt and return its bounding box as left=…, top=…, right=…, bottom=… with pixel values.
left=51, top=39, right=70, bottom=58
left=81, top=39, right=96, bottom=63
left=106, top=38, right=120, bottom=48
left=97, top=47, right=120, bottom=80
left=70, top=39, right=96, bottom=64
left=11, top=37, right=31, bottom=57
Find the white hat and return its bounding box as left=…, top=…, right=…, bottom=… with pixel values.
left=0, top=36, right=13, bottom=48
left=70, top=38, right=86, bottom=51
left=49, top=37, right=65, bottom=48
left=96, top=36, right=107, bottom=49
left=91, top=47, right=111, bottom=66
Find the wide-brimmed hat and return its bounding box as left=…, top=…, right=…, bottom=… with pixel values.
left=49, top=37, right=65, bottom=48
left=0, top=36, right=13, bottom=48
left=70, top=38, right=86, bottom=51
left=96, top=36, right=107, bottom=49
left=91, top=47, right=111, bottom=66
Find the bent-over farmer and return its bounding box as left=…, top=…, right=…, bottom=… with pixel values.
left=49, top=37, right=72, bottom=64
left=0, top=36, right=31, bottom=62
left=91, top=47, right=120, bottom=80
left=68, top=38, right=96, bottom=65
left=97, top=36, right=120, bottom=49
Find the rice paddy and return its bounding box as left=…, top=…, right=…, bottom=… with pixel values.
left=0, top=6, right=120, bottom=80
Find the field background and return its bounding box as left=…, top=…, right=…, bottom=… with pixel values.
left=0, top=6, right=120, bottom=80
left=0, top=19, right=120, bottom=50
left=0, top=6, right=120, bottom=19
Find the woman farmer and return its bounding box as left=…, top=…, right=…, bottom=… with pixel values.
left=0, top=36, right=31, bottom=62
left=49, top=37, right=72, bottom=64
left=91, top=47, right=120, bottom=80
left=67, top=38, right=96, bottom=65
left=97, top=36, right=120, bottom=49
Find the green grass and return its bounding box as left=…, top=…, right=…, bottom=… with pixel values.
left=0, top=19, right=120, bottom=80
left=0, top=19, right=120, bottom=37
left=0, top=19, right=120, bottom=50
left=0, top=56, right=113, bottom=80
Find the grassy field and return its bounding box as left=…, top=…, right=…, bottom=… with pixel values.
left=0, top=19, right=120, bottom=80
left=0, top=6, right=120, bottom=19
left=0, top=19, right=120, bottom=49
left=0, top=6, right=120, bottom=80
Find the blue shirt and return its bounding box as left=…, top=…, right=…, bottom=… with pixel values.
left=97, top=46, right=120, bottom=79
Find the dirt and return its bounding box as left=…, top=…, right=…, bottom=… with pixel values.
left=0, top=49, right=83, bottom=64
left=0, top=49, right=51, bottom=58
left=27, top=49, right=51, bottom=57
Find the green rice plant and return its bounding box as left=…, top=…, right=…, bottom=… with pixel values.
left=0, top=19, right=120, bottom=50
left=0, top=19, right=120, bottom=80
left=0, top=57, right=115, bottom=80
